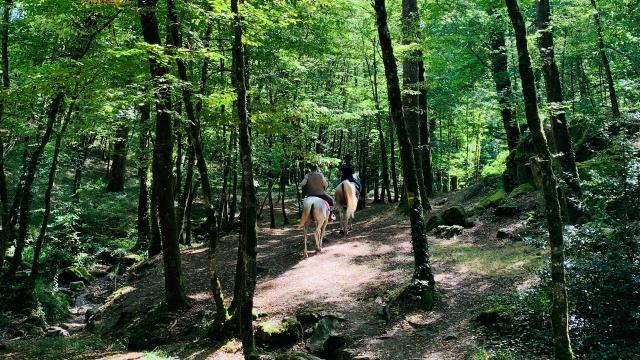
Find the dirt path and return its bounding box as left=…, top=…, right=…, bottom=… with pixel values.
left=205, top=192, right=543, bottom=359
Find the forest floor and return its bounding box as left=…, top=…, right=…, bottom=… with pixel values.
left=1, top=187, right=547, bottom=360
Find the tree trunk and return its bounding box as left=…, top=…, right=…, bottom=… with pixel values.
left=505, top=1, right=574, bottom=358
left=589, top=0, right=620, bottom=119
left=374, top=0, right=435, bottom=302
left=139, top=0, right=188, bottom=310
left=280, top=168, right=289, bottom=226
left=166, top=0, right=226, bottom=319
left=490, top=18, right=521, bottom=152
left=418, top=60, right=434, bottom=202
left=134, top=102, right=151, bottom=251
left=0, top=0, right=11, bottom=269
left=6, top=92, right=64, bottom=281
left=232, top=0, right=258, bottom=356
left=106, top=124, right=129, bottom=192
left=536, top=0, right=582, bottom=223
left=389, top=116, right=399, bottom=202
left=401, top=0, right=428, bottom=207
left=71, top=134, right=94, bottom=203
left=367, top=38, right=392, bottom=203
left=177, top=127, right=195, bottom=244
left=31, top=98, right=75, bottom=279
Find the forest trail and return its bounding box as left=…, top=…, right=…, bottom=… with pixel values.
left=79, top=189, right=542, bottom=360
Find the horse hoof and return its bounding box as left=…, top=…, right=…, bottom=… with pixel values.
left=304, top=251, right=308, bottom=258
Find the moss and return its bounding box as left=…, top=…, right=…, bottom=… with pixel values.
left=59, top=266, right=93, bottom=284
left=509, top=182, right=536, bottom=198
left=425, top=214, right=444, bottom=231
left=476, top=188, right=507, bottom=209
left=442, top=206, right=468, bottom=227
left=255, top=317, right=302, bottom=348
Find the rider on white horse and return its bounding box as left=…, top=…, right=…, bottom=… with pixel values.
left=300, top=164, right=335, bottom=221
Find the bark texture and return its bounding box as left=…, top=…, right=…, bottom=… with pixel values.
left=374, top=0, right=435, bottom=298
left=139, top=0, right=188, bottom=309
left=536, top=0, right=582, bottom=223
left=505, top=1, right=574, bottom=358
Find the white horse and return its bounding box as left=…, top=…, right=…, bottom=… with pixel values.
left=334, top=178, right=358, bottom=235
left=299, top=196, right=330, bottom=257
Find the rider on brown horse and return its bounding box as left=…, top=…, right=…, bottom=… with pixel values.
left=300, top=164, right=335, bottom=220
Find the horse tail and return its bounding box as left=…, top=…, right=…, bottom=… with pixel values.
left=343, top=181, right=357, bottom=219
left=299, top=200, right=313, bottom=228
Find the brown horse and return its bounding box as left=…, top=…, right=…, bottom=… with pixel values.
left=334, top=179, right=358, bottom=235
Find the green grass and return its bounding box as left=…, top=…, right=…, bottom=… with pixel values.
left=432, top=240, right=543, bottom=278
left=470, top=348, right=520, bottom=360
left=142, top=350, right=179, bottom=360
left=29, top=336, right=104, bottom=360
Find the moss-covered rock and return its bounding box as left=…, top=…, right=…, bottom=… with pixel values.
left=306, top=316, right=344, bottom=355
left=69, top=281, right=86, bottom=291
left=58, top=266, right=93, bottom=285
left=425, top=214, right=444, bottom=231
left=473, top=305, right=514, bottom=334
left=434, top=225, right=464, bottom=238
left=509, top=182, right=536, bottom=198
left=476, top=189, right=507, bottom=209
left=442, top=206, right=468, bottom=227
left=256, top=317, right=302, bottom=348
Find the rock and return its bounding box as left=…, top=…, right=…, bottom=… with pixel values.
left=296, top=309, right=321, bottom=327
left=434, top=225, right=464, bottom=238
left=69, top=281, right=86, bottom=291
left=509, top=182, right=536, bottom=198
left=476, top=188, right=506, bottom=209
left=46, top=326, right=70, bottom=337
left=255, top=317, right=303, bottom=348
left=435, top=197, right=449, bottom=206
left=494, top=204, right=519, bottom=217
left=442, top=206, right=468, bottom=227
left=443, top=332, right=458, bottom=341
left=61, top=322, right=85, bottom=332
left=496, top=229, right=511, bottom=239
left=307, top=316, right=344, bottom=355
left=97, top=250, right=143, bottom=267
left=58, top=266, right=92, bottom=285
left=24, top=324, right=45, bottom=337
left=275, top=352, right=322, bottom=360
left=473, top=305, right=514, bottom=334
left=425, top=214, right=444, bottom=231
left=89, top=264, right=110, bottom=277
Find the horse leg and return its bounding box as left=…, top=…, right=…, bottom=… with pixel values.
left=320, top=220, right=328, bottom=249
left=314, top=222, right=322, bottom=252
left=303, top=223, right=309, bottom=258
left=339, top=208, right=346, bottom=235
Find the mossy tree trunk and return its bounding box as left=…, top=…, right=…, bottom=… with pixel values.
left=135, top=102, right=151, bottom=251
left=106, top=124, right=129, bottom=192
left=589, top=0, right=620, bottom=119
left=31, top=96, right=75, bottom=279
left=505, top=0, right=573, bottom=358
left=0, top=0, right=11, bottom=270
left=232, top=0, right=259, bottom=357
left=401, top=0, right=428, bottom=208
left=374, top=0, right=435, bottom=298
left=6, top=92, right=64, bottom=282
left=536, top=0, right=582, bottom=223
left=166, top=0, right=226, bottom=320
left=139, top=0, right=188, bottom=310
